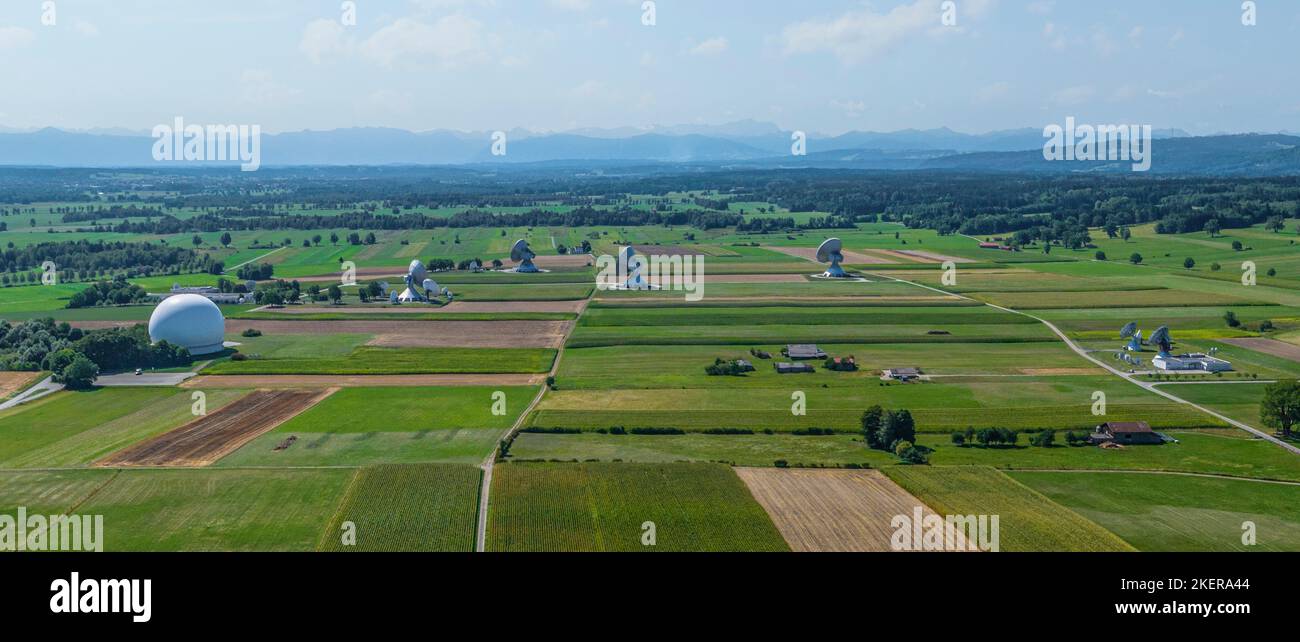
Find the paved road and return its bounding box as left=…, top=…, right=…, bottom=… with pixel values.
left=874, top=272, right=1300, bottom=456
left=95, top=372, right=197, bottom=387
left=0, top=376, right=63, bottom=410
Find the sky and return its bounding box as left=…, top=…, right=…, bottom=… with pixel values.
left=0, top=0, right=1297, bottom=136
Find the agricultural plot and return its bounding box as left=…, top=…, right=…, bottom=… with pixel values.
left=0, top=469, right=119, bottom=517
left=1012, top=471, right=1300, bottom=552
left=205, top=346, right=557, bottom=375
left=568, top=322, right=1055, bottom=348
left=529, top=377, right=1223, bottom=433
left=555, top=342, right=1098, bottom=390
left=318, top=464, right=481, bottom=552
left=225, top=319, right=572, bottom=349
left=882, top=466, right=1134, bottom=552
left=486, top=462, right=788, bottom=552
left=0, top=388, right=178, bottom=467
left=217, top=386, right=537, bottom=466
left=72, top=468, right=355, bottom=551
left=971, top=288, right=1264, bottom=310
left=736, top=468, right=946, bottom=552
left=97, top=389, right=331, bottom=467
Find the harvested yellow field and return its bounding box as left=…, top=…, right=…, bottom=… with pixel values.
left=735, top=467, right=960, bottom=552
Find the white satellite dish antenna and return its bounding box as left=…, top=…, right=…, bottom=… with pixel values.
left=511, top=239, right=539, bottom=273
left=408, top=259, right=428, bottom=283
left=423, top=279, right=440, bottom=299
left=616, top=245, right=651, bottom=289
left=816, top=238, right=848, bottom=278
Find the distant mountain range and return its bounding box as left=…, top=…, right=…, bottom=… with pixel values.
left=1, top=121, right=1298, bottom=175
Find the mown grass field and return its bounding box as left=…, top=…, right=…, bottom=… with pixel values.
left=567, top=321, right=1055, bottom=347
left=57, top=468, right=356, bottom=551
left=205, top=346, right=556, bottom=375
left=1012, top=471, right=1300, bottom=552
left=882, top=466, right=1135, bottom=552
left=318, top=464, right=481, bottom=552
left=486, top=462, right=789, bottom=552
left=0, top=388, right=185, bottom=467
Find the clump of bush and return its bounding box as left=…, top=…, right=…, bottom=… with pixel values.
left=241, top=328, right=263, bottom=338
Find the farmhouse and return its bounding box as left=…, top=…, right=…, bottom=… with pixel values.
left=1089, top=421, right=1164, bottom=446
left=1152, top=353, right=1233, bottom=372
left=784, top=344, right=827, bottom=360
left=775, top=362, right=815, bottom=374
left=883, top=367, right=922, bottom=382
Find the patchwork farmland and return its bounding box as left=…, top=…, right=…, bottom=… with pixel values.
left=2, top=171, right=1299, bottom=554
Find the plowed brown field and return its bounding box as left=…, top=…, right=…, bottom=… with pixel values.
left=95, top=389, right=333, bottom=467
left=736, top=468, right=964, bottom=552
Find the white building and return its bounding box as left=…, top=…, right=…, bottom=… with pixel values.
left=1152, top=353, right=1233, bottom=372
left=148, top=294, right=227, bottom=355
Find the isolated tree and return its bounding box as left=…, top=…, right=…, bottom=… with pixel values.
left=330, top=232, right=340, bottom=246
left=1095, top=251, right=1107, bottom=261
left=312, top=234, right=322, bottom=246
left=1232, top=240, right=1244, bottom=251
left=1129, top=253, right=1143, bottom=265
left=328, top=284, right=343, bottom=305
left=1260, top=380, right=1300, bottom=438
left=192, top=235, right=203, bottom=248
left=1265, top=215, right=1285, bottom=233
left=1121, top=227, right=1132, bottom=242
left=220, top=232, right=232, bottom=247
left=1268, top=268, right=1278, bottom=277
left=860, top=405, right=885, bottom=449
left=1211, top=262, right=1222, bottom=271
left=1224, top=311, right=1240, bottom=328
left=1183, top=257, right=1196, bottom=269
left=1203, top=219, right=1221, bottom=237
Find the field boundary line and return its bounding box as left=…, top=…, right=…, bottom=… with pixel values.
left=315, top=467, right=364, bottom=551
left=224, top=246, right=288, bottom=273
left=474, top=293, right=590, bottom=552
left=869, top=271, right=1300, bottom=456
left=1010, top=468, right=1300, bottom=486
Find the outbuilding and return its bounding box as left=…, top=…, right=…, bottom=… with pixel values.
left=1090, top=421, right=1164, bottom=445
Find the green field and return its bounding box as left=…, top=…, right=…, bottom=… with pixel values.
left=318, top=464, right=482, bottom=552
left=530, top=376, right=1224, bottom=432
left=486, top=462, right=788, bottom=552
left=882, top=466, right=1135, bottom=552
left=0, top=468, right=357, bottom=551
left=217, top=386, right=537, bottom=466
left=205, top=346, right=556, bottom=375
left=1012, top=471, right=1300, bottom=551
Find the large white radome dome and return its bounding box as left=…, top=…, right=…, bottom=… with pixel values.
left=148, top=294, right=226, bottom=355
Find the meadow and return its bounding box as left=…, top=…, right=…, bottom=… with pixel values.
left=0, top=387, right=192, bottom=467
left=1012, top=471, right=1300, bottom=552
left=882, top=466, right=1135, bottom=552
left=318, top=464, right=481, bottom=552
left=486, top=462, right=789, bottom=552
left=204, top=346, right=556, bottom=375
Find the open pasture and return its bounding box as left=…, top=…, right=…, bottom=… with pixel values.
left=205, top=346, right=557, bottom=375
left=568, top=321, right=1055, bottom=348
left=1012, top=471, right=1300, bottom=552
left=225, top=318, right=572, bottom=349
left=971, top=288, right=1265, bottom=310
left=486, top=462, right=788, bottom=552
left=882, top=466, right=1134, bottom=552
left=0, top=387, right=184, bottom=467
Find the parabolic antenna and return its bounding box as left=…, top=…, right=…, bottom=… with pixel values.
left=816, top=238, right=848, bottom=278
left=1120, top=322, right=1137, bottom=339
left=377, top=281, right=390, bottom=294
left=616, top=246, right=651, bottom=289
left=422, top=279, right=440, bottom=298
left=511, top=239, right=539, bottom=273
left=408, top=259, right=428, bottom=284
left=1149, top=326, right=1172, bottom=356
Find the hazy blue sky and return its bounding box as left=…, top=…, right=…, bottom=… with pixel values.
left=0, top=0, right=1296, bottom=134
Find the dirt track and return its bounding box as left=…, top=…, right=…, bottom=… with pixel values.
left=1222, top=338, right=1300, bottom=364
left=736, top=468, right=965, bottom=552
left=182, top=374, right=546, bottom=388
left=95, top=389, right=332, bottom=467
left=227, top=319, right=572, bottom=348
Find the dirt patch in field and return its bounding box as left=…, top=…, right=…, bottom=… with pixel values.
left=182, top=374, right=546, bottom=388
left=95, top=389, right=333, bottom=467
left=0, top=371, right=42, bottom=399
left=766, top=246, right=895, bottom=265
left=1222, top=338, right=1300, bottom=363
left=736, top=468, right=967, bottom=552
left=868, top=249, right=974, bottom=264
left=226, top=319, right=570, bottom=348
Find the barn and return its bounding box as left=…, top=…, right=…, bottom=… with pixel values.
left=1089, top=421, right=1164, bottom=445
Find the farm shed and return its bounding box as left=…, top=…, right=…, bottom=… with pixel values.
left=883, top=367, right=922, bottom=381
left=784, top=344, right=827, bottom=360
left=775, top=362, right=815, bottom=374
left=1089, top=421, right=1164, bottom=446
